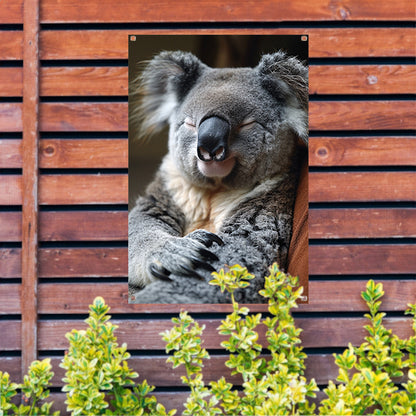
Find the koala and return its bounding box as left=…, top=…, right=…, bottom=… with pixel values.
left=128, top=50, right=308, bottom=304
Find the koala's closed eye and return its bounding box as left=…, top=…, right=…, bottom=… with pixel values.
left=238, top=119, right=257, bottom=130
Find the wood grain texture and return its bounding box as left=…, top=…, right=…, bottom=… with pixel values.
left=2, top=352, right=404, bottom=388
left=35, top=317, right=413, bottom=351
left=309, top=208, right=416, bottom=239
left=2, top=244, right=413, bottom=279
left=39, top=28, right=416, bottom=60
left=39, top=174, right=127, bottom=205
left=0, top=321, right=21, bottom=350
left=21, top=0, right=41, bottom=374
left=0, top=284, right=21, bottom=314
left=0, top=139, right=22, bottom=168
left=0, top=68, right=23, bottom=96
left=39, top=103, right=127, bottom=132
left=309, top=244, right=416, bottom=275
left=37, top=280, right=416, bottom=314
left=38, top=248, right=127, bottom=277
left=39, top=139, right=128, bottom=168
left=33, top=65, right=416, bottom=96
left=40, top=67, right=127, bottom=96
left=2, top=172, right=414, bottom=205
left=0, top=31, right=23, bottom=60
left=0, top=212, right=22, bottom=242
left=0, top=103, right=22, bottom=132
left=309, top=137, right=416, bottom=166
left=309, top=101, right=415, bottom=130
left=0, top=0, right=23, bottom=24
left=310, top=65, right=416, bottom=95
left=309, top=172, right=416, bottom=202
left=37, top=101, right=415, bottom=132
left=39, top=0, right=415, bottom=23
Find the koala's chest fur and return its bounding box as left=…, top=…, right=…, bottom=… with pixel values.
left=162, top=157, right=250, bottom=235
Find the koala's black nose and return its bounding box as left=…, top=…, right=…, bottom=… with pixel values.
left=197, top=116, right=230, bottom=162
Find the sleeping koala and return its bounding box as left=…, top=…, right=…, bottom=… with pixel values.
left=129, top=50, right=308, bottom=303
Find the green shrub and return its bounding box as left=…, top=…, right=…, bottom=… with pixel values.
left=0, top=265, right=414, bottom=416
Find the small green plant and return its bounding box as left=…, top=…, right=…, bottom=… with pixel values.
left=319, top=280, right=416, bottom=416
left=162, top=264, right=318, bottom=416
left=0, top=358, right=58, bottom=416
left=60, top=296, right=174, bottom=416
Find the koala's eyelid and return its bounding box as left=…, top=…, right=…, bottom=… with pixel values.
left=184, top=117, right=196, bottom=127
left=239, top=119, right=257, bottom=129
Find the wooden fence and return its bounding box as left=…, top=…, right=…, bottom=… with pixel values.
left=0, top=0, right=415, bottom=413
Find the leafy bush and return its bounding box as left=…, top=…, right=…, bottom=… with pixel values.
left=0, top=265, right=414, bottom=416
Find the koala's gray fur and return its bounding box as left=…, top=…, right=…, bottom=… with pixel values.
left=129, top=50, right=308, bottom=304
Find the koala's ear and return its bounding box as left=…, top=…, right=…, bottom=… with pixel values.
left=257, top=51, right=309, bottom=145
left=131, top=51, right=206, bottom=138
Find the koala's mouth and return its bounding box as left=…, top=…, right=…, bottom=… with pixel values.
left=197, top=157, right=236, bottom=178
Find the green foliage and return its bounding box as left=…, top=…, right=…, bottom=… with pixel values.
left=60, top=296, right=174, bottom=416
left=0, top=358, right=58, bottom=416
left=162, top=264, right=318, bottom=416
left=1, top=268, right=414, bottom=416
left=319, top=280, right=416, bottom=416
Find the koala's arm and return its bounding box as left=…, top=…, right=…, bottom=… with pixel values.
left=131, top=175, right=296, bottom=304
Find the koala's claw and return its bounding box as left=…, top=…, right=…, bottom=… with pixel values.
left=149, top=263, right=172, bottom=281
left=198, top=247, right=219, bottom=262
left=200, top=232, right=225, bottom=247
left=189, top=256, right=216, bottom=272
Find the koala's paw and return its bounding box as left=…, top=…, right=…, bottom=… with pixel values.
left=149, top=230, right=224, bottom=282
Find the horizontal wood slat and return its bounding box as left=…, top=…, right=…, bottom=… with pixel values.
left=0, top=284, right=21, bottom=314
left=1, top=245, right=413, bottom=278
left=309, top=244, right=416, bottom=275
left=309, top=101, right=415, bottom=130
left=0, top=31, right=23, bottom=60
left=38, top=29, right=416, bottom=60
left=3, top=208, right=415, bottom=242
left=2, top=138, right=414, bottom=170
left=36, top=280, right=416, bottom=314
left=0, top=0, right=23, bottom=24
left=2, top=102, right=414, bottom=132
left=309, top=208, right=416, bottom=239
left=309, top=172, right=416, bottom=202
left=3, top=65, right=413, bottom=97
left=38, top=0, right=415, bottom=23
left=36, top=317, right=413, bottom=351
left=310, top=65, right=416, bottom=95
left=1, top=352, right=406, bottom=388
left=309, top=137, right=416, bottom=166
left=1, top=172, right=415, bottom=205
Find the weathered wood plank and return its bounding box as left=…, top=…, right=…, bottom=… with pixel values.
left=0, top=0, right=23, bottom=24
left=0, top=352, right=386, bottom=388
left=36, top=317, right=413, bottom=350
left=40, top=67, right=127, bottom=96
left=0, top=68, right=22, bottom=96
left=39, top=174, right=127, bottom=205
left=0, top=31, right=23, bottom=60
left=0, top=139, right=22, bottom=168
left=0, top=211, right=127, bottom=242
left=309, top=244, right=416, bottom=275
left=39, top=103, right=127, bottom=132
left=37, top=280, right=416, bottom=314
left=39, top=0, right=415, bottom=23
left=309, top=137, right=416, bottom=166
left=1, top=172, right=414, bottom=205
left=0, top=103, right=22, bottom=132
left=33, top=65, right=416, bottom=96
left=310, top=65, right=416, bottom=95
left=309, top=208, right=416, bottom=239
left=38, top=248, right=127, bottom=277
left=21, top=0, right=41, bottom=375
left=39, top=29, right=416, bottom=60
left=0, top=321, right=20, bottom=350
left=2, top=244, right=414, bottom=278
left=39, top=139, right=127, bottom=168
left=309, top=101, right=415, bottom=130
left=0, top=284, right=21, bottom=314
left=38, top=101, right=415, bottom=132
left=309, top=172, right=416, bottom=202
